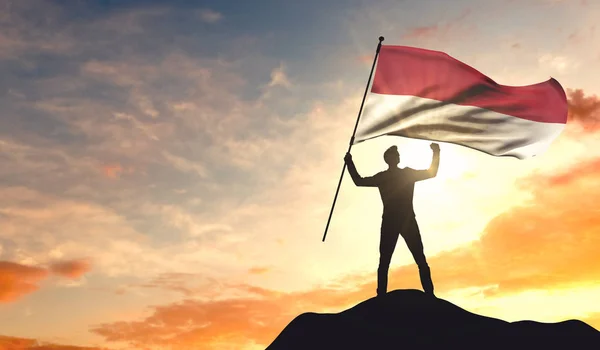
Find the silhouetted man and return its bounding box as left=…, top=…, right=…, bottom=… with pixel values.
left=344, top=143, right=440, bottom=297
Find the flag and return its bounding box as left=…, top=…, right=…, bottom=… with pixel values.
left=354, top=45, right=568, bottom=159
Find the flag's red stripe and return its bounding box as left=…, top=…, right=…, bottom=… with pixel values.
left=371, top=45, right=568, bottom=124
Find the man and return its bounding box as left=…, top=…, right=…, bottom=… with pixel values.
left=344, top=143, right=440, bottom=297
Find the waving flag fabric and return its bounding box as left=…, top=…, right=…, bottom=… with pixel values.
left=354, top=45, right=568, bottom=159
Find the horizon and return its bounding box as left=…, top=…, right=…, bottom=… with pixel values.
left=1, top=0, right=600, bottom=349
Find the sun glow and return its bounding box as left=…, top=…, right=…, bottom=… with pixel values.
left=351, top=137, right=475, bottom=184
left=397, top=140, right=472, bottom=180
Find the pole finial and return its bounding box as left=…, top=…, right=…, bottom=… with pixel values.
left=379, top=36, right=385, bottom=42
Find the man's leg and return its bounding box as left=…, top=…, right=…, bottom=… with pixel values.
left=377, top=220, right=400, bottom=297
left=401, top=217, right=434, bottom=295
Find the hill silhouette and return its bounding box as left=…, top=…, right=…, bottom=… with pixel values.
left=266, top=289, right=600, bottom=350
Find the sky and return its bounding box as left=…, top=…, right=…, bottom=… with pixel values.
left=0, top=0, right=599, bottom=348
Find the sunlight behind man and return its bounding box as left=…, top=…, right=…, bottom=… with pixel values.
left=398, top=140, right=471, bottom=180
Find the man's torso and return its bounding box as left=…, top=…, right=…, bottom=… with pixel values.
left=375, top=168, right=418, bottom=221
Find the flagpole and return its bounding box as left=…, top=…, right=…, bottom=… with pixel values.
left=322, top=36, right=384, bottom=242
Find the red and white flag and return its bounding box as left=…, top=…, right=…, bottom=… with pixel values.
left=354, top=45, right=568, bottom=159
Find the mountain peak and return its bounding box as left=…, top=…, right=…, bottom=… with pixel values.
left=267, top=289, right=600, bottom=350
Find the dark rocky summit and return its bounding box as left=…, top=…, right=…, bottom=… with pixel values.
left=266, top=289, right=600, bottom=350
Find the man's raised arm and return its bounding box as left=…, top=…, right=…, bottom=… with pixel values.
left=413, top=143, right=441, bottom=181
left=344, top=153, right=379, bottom=187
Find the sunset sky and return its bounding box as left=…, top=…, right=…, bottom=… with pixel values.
left=1, top=0, right=600, bottom=349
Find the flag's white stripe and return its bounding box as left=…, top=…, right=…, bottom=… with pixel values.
left=354, top=93, right=565, bottom=159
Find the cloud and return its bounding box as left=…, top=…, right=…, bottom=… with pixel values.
left=403, top=25, right=442, bottom=40
left=248, top=267, right=270, bottom=275
left=198, top=9, right=223, bottom=23
left=266, top=63, right=291, bottom=89
left=0, top=261, right=49, bottom=303
left=161, top=151, right=208, bottom=178
left=158, top=205, right=234, bottom=240
left=90, top=269, right=600, bottom=350
left=0, top=334, right=106, bottom=350
left=0, top=8, right=307, bottom=295
left=356, top=55, right=372, bottom=65
left=113, top=112, right=160, bottom=141
left=90, top=7, right=170, bottom=35
left=101, top=164, right=122, bottom=179
left=0, top=138, right=102, bottom=184
left=90, top=283, right=373, bottom=349
left=0, top=258, right=92, bottom=303
left=0, top=1, right=74, bottom=60
left=49, top=259, right=92, bottom=279
left=76, top=52, right=261, bottom=172
left=566, top=89, right=600, bottom=132
left=4, top=32, right=273, bottom=281
left=401, top=10, right=471, bottom=40
left=132, top=272, right=210, bottom=297
left=0, top=187, right=165, bottom=279
left=538, top=54, right=580, bottom=73
left=528, top=157, right=600, bottom=187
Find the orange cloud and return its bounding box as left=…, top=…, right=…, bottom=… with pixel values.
left=49, top=259, right=92, bottom=279
left=0, top=334, right=106, bottom=350
left=566, top=89, right=600, bottom=132
left=532, top=157, right=600, bottom=187
left=0, top=262, right=49, bottom=303
left=0, top=259, right=93, bottom=303
left=101, top=164, right=123, bottom=179
left=91, top=283, right=374, bottom=349
left=101, top=164, right=133, bottom=179
left=248, top=266, right=270, bottom=275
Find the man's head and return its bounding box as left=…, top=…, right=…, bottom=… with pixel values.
left=383, top=145, right=400, bottom=166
